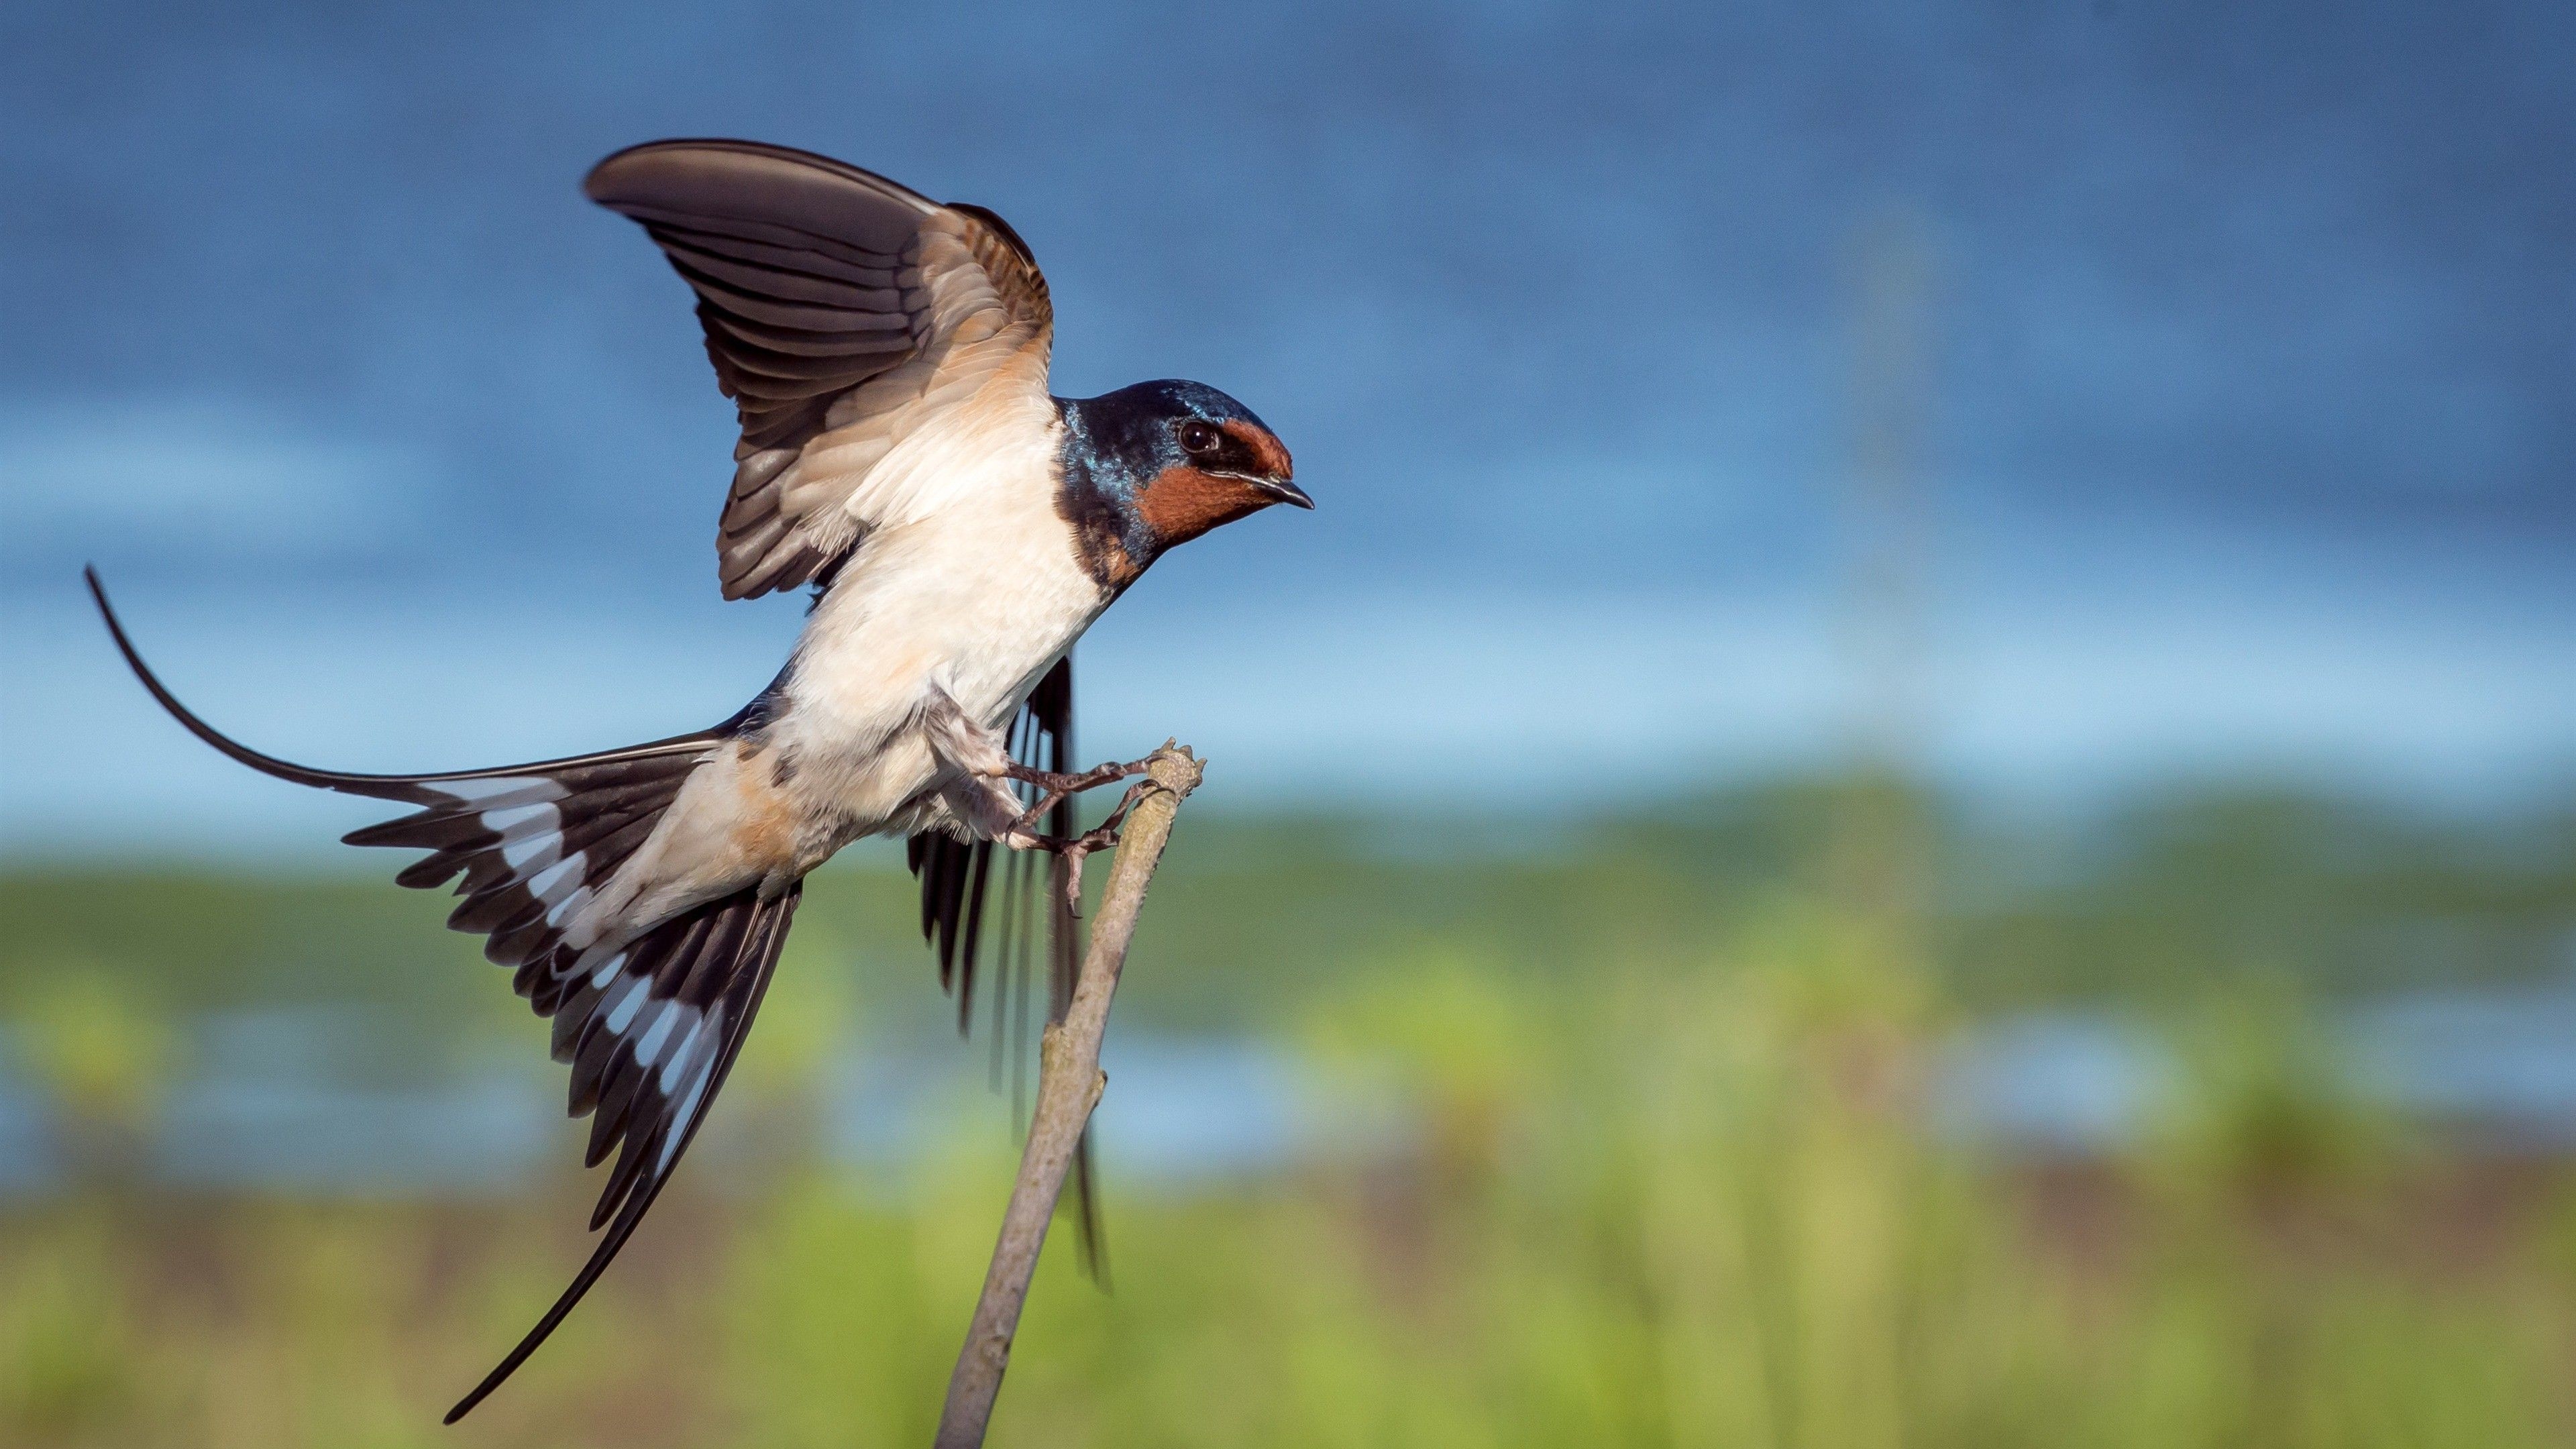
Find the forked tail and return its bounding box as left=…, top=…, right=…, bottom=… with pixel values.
left=86, top=567, right=804, bottom=1420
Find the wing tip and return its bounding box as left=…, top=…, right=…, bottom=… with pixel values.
left=582, top=137, right=938, bottom=217
left=945, top=200, right=1038, bottom=270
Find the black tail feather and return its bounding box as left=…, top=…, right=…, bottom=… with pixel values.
left=86, top=566, right=810, bottom=1418
left=445, top=884, right=800, bottom=1424
left=902, top=655, right=1108, bottom=1281
left=85, top=566, right=712, bottom=798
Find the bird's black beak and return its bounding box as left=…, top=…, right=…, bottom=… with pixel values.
left=1258, top=476, right=1315, bottom=510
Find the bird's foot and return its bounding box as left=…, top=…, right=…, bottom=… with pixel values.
left=999, top=756, right=1155, bottom=828
left=1005, top=778, right=1159, bottom=916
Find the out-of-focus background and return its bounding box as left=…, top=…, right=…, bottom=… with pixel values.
left=3, top=3, right=2572, bottom=1446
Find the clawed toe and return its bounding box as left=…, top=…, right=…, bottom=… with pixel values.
left=1003, top=777, right=1160, bottom=915
left=1004, top=756, right=1150, bottom=796
left=1001, top=755, right=1153, bottom=843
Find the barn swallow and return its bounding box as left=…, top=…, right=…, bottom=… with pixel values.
left=85, top=138, right=1308, bottom=1421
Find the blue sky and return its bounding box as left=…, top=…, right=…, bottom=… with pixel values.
left=3, top=0, right=2569, bottom=851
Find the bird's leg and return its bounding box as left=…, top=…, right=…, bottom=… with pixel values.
left=918, top=687, right=1042, bottom=843
left=915, top=689, right=1153, bottom=875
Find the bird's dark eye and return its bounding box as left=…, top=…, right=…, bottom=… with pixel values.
left=1178, top=421, right=1222, bottom=455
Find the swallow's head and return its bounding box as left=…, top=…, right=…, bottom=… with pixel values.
left=1062, top=380, right=1309, bottom=566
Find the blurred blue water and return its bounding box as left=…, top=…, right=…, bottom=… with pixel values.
left=11, top=966, right=2576, bottom=1199
left=4, top=1, right=2570, bottom=849
left=1934, top=1014, right=2169, bottom=1153
left=1937, top=961, right=2576, bottom=1153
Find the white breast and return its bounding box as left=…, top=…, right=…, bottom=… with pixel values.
left=771, top=392, right=1106, bottom=831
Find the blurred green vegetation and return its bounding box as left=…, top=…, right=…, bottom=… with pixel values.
left=3, top=782, right=2574, bottom=1446
left=7, top=781, right=2571, bottom=1031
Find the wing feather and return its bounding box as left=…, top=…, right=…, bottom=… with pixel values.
left=586, top=138, right=1053, bottom=598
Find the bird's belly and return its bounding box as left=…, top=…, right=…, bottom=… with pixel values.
left=773, top=508, right=1106, bottom=835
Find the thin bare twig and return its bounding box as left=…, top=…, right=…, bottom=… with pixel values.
left=932, top=743, right=1205, bottom=1449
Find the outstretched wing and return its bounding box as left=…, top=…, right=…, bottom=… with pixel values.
left=905, top=655, right=1106, bottom=1274
left=585, top=138, right=1054, bottom=600
left=87, top=571, right=802, bottom=1419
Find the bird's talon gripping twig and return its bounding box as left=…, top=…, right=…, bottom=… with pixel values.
left=1016, top=778, right=1161, bottom=916
left=1002, top=757, right=1155, bottom=841
left=1057, top=833, right=1109, bottom=916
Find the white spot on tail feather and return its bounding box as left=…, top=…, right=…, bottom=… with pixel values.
left=500, top=829, right=564, bottom=871
left=604, top=977, right=650, bottom=1034
left=527, top=852, right=588, bottom=902
left=438, top=777, right=565, bottom=808
left=547, top=885, right=594, bottom=928
left=658, top=1016, right=709, bottom=1091
left=480, top=802, right=558, bottom=836
left=633, top=1001, right=686, bottom=1067
left=657, top=1053, right=719, bottom=1173
left=576, top=946, right=627, bottom=988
